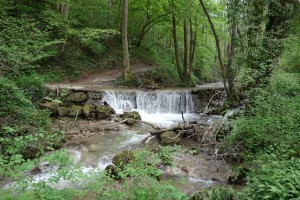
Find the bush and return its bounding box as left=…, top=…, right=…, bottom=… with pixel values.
left=0, top=78, right=50, bottom=130
left=245, top=158, right=300, bottom=200
left=191, top=186, right=241, bottom=200
left=0, top=78, right=62, bottom=177
left=16, top=74, right=46, bottom=104
left=0, top=15, right=60, bottom=76
left=220, top=72, right=300, bottom=198
left=221, top=73, right=300, bottom=159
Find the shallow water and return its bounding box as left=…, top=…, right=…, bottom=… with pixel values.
left=2, top=87, right=228, bottom=194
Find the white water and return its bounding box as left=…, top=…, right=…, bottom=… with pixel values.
left=102, top=90, right=195, bottom=114
left=102, top=89, right=200, bottom=128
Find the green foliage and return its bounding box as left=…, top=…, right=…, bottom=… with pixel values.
left=191, top=186, right=240, bottom=200
left=0, top=78, right=50, bottom=130
left=0, top=149, right=83, bottom=200
left=244, top=158, right=300, bottom=200
left=0, top=147, right=188, bottom=200
left=279, top=35, right=300, bottom=73
left=0, top=78, right=64, bottom=177
left=15, top=74, right=46, bottom=104
left=221, top=72, right=300, bottom=198
left=222, top=73, right=300, bottom=159
left=130, top=65, right=181, bottom=87
left=0, top=15, right=61, bottom=76
left=69, top=28, right=120, bottom=55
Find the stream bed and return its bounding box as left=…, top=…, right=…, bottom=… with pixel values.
left=2, top=88, right=230, bottom=195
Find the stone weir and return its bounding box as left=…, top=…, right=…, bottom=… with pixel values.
left=44, top=83, right=224, bottom=115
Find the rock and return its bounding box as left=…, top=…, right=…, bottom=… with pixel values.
left=105, top=164, right=119, bottom=178
left=39, top=102, right=58, bottom=115
left=60, top=102, right=74, bottom=107
left=65, top=92, right=88, bottom=102
left=121, top=111, right=141, bottom=120
left=112, top=150, right=136, bottom=168
left=160, top=131, right=179, bottom=146
left=57, top=107, right=70, bottom=117
left=68, top=105, right=83, bottom=117
left=87, top=92, right=102, bottom=99
left=125, top=118, right=135, bottom=126
left=83, top=104, right=94, bottom=118
left=95, top=105, right=115, bottom=120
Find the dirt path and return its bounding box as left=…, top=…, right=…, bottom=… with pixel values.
left=66, top=60, right=156, bottom=86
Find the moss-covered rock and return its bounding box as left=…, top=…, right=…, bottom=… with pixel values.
left=65, top=92, right=88, bottom=102
left=87, top=92, right=102, bottom=99
left=160, top=131, right=179, bottom=146
left=83, top=104, right=94, bottom=118
left=39, top=102, right=58, bottom=115
left=57, top=107, right=70, bottom=117
left=105, top=164, right=119, bottom=178
left=95, top=105, right=115, bottom=119
left=112, top=150, right=137, bottom=168
left=69, top=105, right=83, bottom=117
left=121, top=111, right=141, bottom=120
left=125, top=118, right=135, bottom=126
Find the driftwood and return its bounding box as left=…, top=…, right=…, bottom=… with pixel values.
left=150, top=124, right=196, bottom=135
left=137, top=120, right=160, bottom=130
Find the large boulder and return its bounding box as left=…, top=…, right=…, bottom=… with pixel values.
left=160, top=131, right=179, bottom=146
left=121, top=111, right=141, bottom=120
left=65, top=92, right=88, bottom=102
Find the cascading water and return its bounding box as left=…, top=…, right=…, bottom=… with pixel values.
left=102, top=90, right=195, bottom=114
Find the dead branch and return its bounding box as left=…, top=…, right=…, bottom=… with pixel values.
left=204, top=91, right=223, bottom=113
left=150, top=124, right=196, bottom=135
left=136, top=120, right=161, bottom=130
left=214, top=110, right=230, bottom=141
left=181, top=111, right=186, bottom=124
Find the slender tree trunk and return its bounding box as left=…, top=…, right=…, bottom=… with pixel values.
left=122, top=0, right=131, bottom=83
left=107, top=0, right=112, bottom=28
left=189, top=19, right=196, bottom=76
left=172, top=13, right=182, bottom=77
left=183, top=18, right=188, bottom=74
left=226, top=21, right=237, bottom=98
left=199, top=0, right=229, bottom=95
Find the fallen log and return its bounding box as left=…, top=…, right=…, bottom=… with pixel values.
left=150, top=124, right=196, bottom=135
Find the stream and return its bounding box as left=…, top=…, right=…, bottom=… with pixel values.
left=2, top=88, right=229, bottom=194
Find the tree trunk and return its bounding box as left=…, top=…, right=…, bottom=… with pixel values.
left=189, top=18, right=196, bottom=77
left=107, top=0, right=112, bottom=28
left=199, top=0, right=229, bottom=95
left=122, top=0, right=131, bottom=83
left=183, top=18, right=188, bottom=74
left=172, top=12, right=183, bottom=77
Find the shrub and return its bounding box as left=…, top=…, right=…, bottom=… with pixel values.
left=221, top=73, right=300, bottom=160
left=191, top=186, right=241, bottom=200
left=16, top=73, right=46, bottom=104
left=245, top=158, right=300, bottom=200
left=0, top=78, right=62, bottom=177
left=0, top=15, right=60, bottom=76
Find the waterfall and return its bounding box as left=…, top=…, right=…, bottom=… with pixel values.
left=102, top=90, right=195, bottom=114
